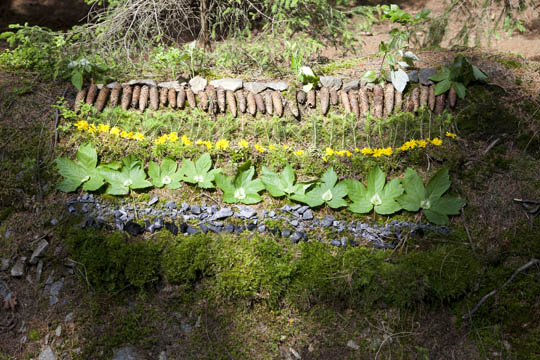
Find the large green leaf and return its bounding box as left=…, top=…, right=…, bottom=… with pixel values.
left=215, top=166, right=264, bottom=204
left=431, top=197, right=465, bottom=215
left=101, top=155, right=152, bottom=195
left=55, top=143, right=105, bottom=192
left=181, top=153, right=221, bottom=189
left=148, top=158, right=183, bottom=189
left=400, top=168, right=425, bottom=203
left=367, top=167, right=385, bottom=195
left=426, top=168, right=450, bottom=199
left=295, top=167, right=347, bottom=209
left=434, top=79, right=451, bottom=96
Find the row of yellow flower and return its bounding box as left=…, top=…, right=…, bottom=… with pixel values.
left=74, top=120, right=457, bottom=159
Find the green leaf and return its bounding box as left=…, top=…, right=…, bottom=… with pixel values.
left=301, top=168, right=347, bottom=208
left=181, top=153, right=221, bottom=189
left=401, top=168, right=426, bottom=203
left=423, top=209, right=449, bottom=225
left=390, top=68, right=409, bottom=93
left=362, top=69, right=378, bottom=83
left=148, top=158, right=183, bottom=189
left=426, top=168, right=450, bottom=199
left=434, top=79, right=452, bottom=95
left=348, top=198, right=373, bottom=214
left=367, top=167, right=385, bottom=195
left=431, top=197, right=465, bottom=215
left=452, top=82, right=466, bottom=99
left=471, top=65, right=488, bottom=82
left=71, top=71, right=83, bottom=91
left=216, top=166, right=264, bottom=204
left=429, top=69, right=448, bottom=82
left=397, top=193, right=421, bottom=212
left=101, top=155, right=152, bottom=195
left=344, top=179, right=367, bottom=202
left=55, top=143, right=104, bottom=192
left=383, top=178, right=404, bottom=200
left=261, top=164, right=302, bottom=198
left=375, top=199, right=402, bottom=215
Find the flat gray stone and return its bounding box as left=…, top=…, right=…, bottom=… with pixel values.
left=302, top=209, right=313, bottom=220
left=213, top=207, right=233, bottom=220
left=39, top=346, right=57, bottom=360
left=158, top=81, right=184, bottom=90
left=106, top=81, right=121, bottom=89
left=265, top=80, right=288, bottom=91
left=112, top=345, right=145, bottom=360
left=320, top=76, right=342, bottom=90
left=11, top=257, right=26, bottom=277
left=419, top=68, right=437, bottom=85
left=189, top=76, right=207, bottom=94
left=209, top=78, right=243, bottom=92
left=1, top=258, right=9, bottom=271
left=49, top=279, right=64, bottom=305
left=407, top=70, right=419, bottom=83
left=244, top=81, right=267, bottom=94
left=342, top=79, right=360, bottom=91
left=30, top=239, right=49, bottom=265
left=127, top=79, right=157, bottom=87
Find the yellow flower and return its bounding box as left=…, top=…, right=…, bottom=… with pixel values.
left=154, top=135, right=168, bottom=145
left=345, top=150, right=352, bottom=157
left=88, top=124, right=97, bottom=134
left=361, top=147, right=374, bottom=155
left=181, top=135, right=192, bottom=146
left=417, top=140, right=427, bottom=148
left=355, top=147, right=360, bottom=153
left=268, top=144, right=276, bottom=151
left=255, top=144, right=266, bottom=153
left=295, top=150, right=305, bottom=156
left=216, top=139, right=230, bottom=150
left=372, top=148, right=383, bottom=157
left=430, top=137, right=443, bottom=146
left=322, top=156, right=328, bottom=162
left=75, top=120, right=89, bottom=131
left=120, top=130, right=129, bottom=138
left=381, top=147, right=393, bottom=156
left=133, top=132, right=145, bottom=141
left=97, top=123, right=110, bottom=133
left=445, top=131, right=457, bottom=139
left=403, top=140, right=417, bottom=150
left=282, top=144, right=289, bottom=150
left=126, top=131, right=134, bottom=139
left=168, top=132, right=179, bottom=143
left=203, top=141, right=212, bottom=150
left=238, top=139, right=249, bottom=148
left=110, top=126, right=121, bottom=136
left=398, top=145, right=409, bottom=151
left=325, top=147, right=334, bottom=156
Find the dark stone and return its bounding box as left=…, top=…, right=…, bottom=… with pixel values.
left=165, top=222, right=178, bottom=236
left=214, top=207, right=233, bottom=220
left=234, top=225, right=246, bottom=234
left=349, top=239, right=359, bottom=247
left=148, top=196, right=158, bottom=206
left=223, top=224, right=234, bottom=234
left=269, top=227, right=280, bottom=236
left=321, top=216, right=335, bottom=227
left=419, top=68, right=437, bottom=85
left=179, top=222, right=188, bottom=234
left=290, top=231, right=303, bottom=243
left=247, top=223, right=257, bottom=231
left=297, top=206, right=309, bottom=215
left=330, top=239, right=341, bottom=247
left=407, top=70, right=419, bottom=83
left=281, top=229, right=291, bottom=238
left=200, top=223, right=208, bottom=234
left=207, top=224, right=221, bottom=234
left=165, top=201, right=177, bottom=210
left=190, top=205, right=201, bottom=215
left=124, top=221, right=144, bottom=236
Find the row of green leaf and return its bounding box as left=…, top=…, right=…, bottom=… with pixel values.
left=56, top=143, right=465, bottom=225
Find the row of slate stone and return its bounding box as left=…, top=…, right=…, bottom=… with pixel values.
left=74, top=70, right=457, bottom=118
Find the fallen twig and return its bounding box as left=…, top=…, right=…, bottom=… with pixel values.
left=462, top=258, right=539, bottom=320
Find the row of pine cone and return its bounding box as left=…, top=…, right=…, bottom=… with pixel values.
left=74, top=82, right=457, bottom=118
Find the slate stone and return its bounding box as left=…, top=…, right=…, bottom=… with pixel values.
left=158, top=80, right=183, bottom=89
left=124, top=221, right=144, bottom=236
left=36, top=260, right=44, bottom=282
left=1, top=258, right=9, bottom=272
left=189, top=76, right=207, bottom=94
left=213, top=207, right=233, bottom=220
left=148, top=196, right=158, bottom=206
left=49, top=279, right=64, bottom=305
left=407, top=70, right=419, bottom=83
left=223, top=224, right=234, bottom=234
left=281, top=229, right=291, bottom=238
left=269, top=227, right=281, bottom=236
left=39, top=346, right=57, bottom=360
left=290, top=204, right=301, bottom=211
left=165, top=201, right=177, bottom=210
left=180, top=202, right=190, bottom=212
left=342, top=79, right=360, bottom=91
left=268, top=211, right=276, bottom=218
left=200, top=223, right=208, bottom=234
left=265, top=80, right=288, bottom=91
left=320, top=76, right=343, bottom=90
left=419, top=68, right=437, bottom=85
left=50, top=217, right=58, bottom=226
left=165, top=222, right=178, bottom=236
left=290, top=232, right=303, bottom=243
left=207, top=224, right=221, bottom=234
left=10, top=257, right=26, bottom=277
left=257, top=225, right=266, bottom=233
left=321, top=216, right=335, bottom=227
left=247, top=223, right=257, bottom=231
left=0, top=280, right=11, bottom=301
left=297, top=206, right=309, bottom=215
left=112, top=345, right=145, bottom=360
left=340, top=237, right=347, bottom=247
left=349, top=239, right=359, bottom=247
left=127, top=79, right=157, bottom=87
left=281, top=204, right=292, bottom=212
left=290, top=220, right=299, bottom=227
left=235, top=225, right=246, bottom=234
left=302, top=209, right=313, bottom=220
left=190, top=205, right=201, bottom=215
left=236, top=207, right=257, bottom=219
left=186, top=225, right=200, bottom=235
left=64, top=312, right=74, bottom=323
left=106, top=81, right=121, bottom=89
left=179, top=223, right=188, bottom=234
left=330, top=239, right=341, bottom=247
left=209, top=78, right=243, bottom=92
left=244, top=81, right=267, bottom=94
left=153, top=217, right=164, bottom=229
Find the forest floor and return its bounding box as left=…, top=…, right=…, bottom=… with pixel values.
left=1, top=2, right=540, bottom=360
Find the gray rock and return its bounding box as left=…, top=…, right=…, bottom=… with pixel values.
left=39, top=346, right=57, bottom=360
left=0, top=280, right=11, bottom=301
left=342, top=79, right=360, bottom=91
left=321, top=216, right=335, bottom=227
left=65, top=312, right=74, bottom=323
left=30, top=239, right=49, bottom=265
left=236, top=206, right=257, bottom=219
left=1, top=258, right=9, bottom=271
left=297, top=206, right=309, bottom=215
left=347, top=339, right=360, bottom=350
left=407, top=70, right=419, bottom=83
left=165, top=201, right=177, bottom=210
left=265, top=80, right=288, bottom=91
left=36, top=260, right=43, bottom=282
left=419, top=68, right=437, bottom=85
left=190, top=205, right=201, bottom=215
left=112, top=345, right=145, bottom=360
left=158, top=81, right=183, bottom=89
left=290, top=232, right=303, bottom=243
left=127, top=79, right=157, bottom=87
left=50, top=218, right=58, bottom=226
left=209, top=78, right=243, bottom=92
left=244, top=81, right=267, bottom=94
left=106, top=81, right=121, bottom=89
left=148, top=196, right=158, bottom=206
left=189, top=76, right=207, bottom=94
left=49, top=279, right=64, bottom=305
left=268, top=211, right=276, bottom=218
left=302, top=209, right=313, bottom=220
left=213, top=207, right=233, bottom=220
left=257, top=225, right=266, bottom=233
left=181, top=321, right=192, bottom=334
left=281, top=229, right=291, bottom=238
left=290, top=220, right=299, bottom=227
left=11, top=257, right=26, bottom=277
left=185, top=225, right=199, bottom=235
left=320, top=76, right=343, bottom=90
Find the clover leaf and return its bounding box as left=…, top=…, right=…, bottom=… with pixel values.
left=180, top=153, right=221, bottom=189
left=56, top=143, right=105, bottom=192
left=345, top=167, right=403, bottom=215
left=398, top=168, right=465, bottom=225
left=292, top=167, right=347, bottom=209
left=215, top=166, right=264, bottom=204
left=148, top=158, right=183, bottom=189
left=100, top=154, right=152, bottom=195
left=261, top=163, right=312, bottom=199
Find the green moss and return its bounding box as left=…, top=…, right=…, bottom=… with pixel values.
left=28, top=329, right=40, bottom=341
left=163, top=234, right=210, bottom=285
left=494, top=56, right=523, bottom=69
